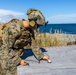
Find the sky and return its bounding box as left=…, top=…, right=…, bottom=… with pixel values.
left=0, top=0, right=76, bottom=24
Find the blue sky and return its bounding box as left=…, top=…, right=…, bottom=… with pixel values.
left=0, top=0, right=76, bottom=23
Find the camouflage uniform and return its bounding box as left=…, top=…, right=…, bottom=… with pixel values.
left=0, top=19, right=44, bottom=75
left=0, top=8, right=48, bottom=75
left=0, top=22, right=21, bottom=75
left=12, top=19, right=45, bottom=60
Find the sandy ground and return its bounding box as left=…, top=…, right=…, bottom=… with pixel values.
left=17, top=45, right=76, bottom=75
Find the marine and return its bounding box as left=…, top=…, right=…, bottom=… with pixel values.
left=0, top=8, right=51, bottom=75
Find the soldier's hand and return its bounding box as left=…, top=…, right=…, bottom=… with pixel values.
left=20, top=60, right=29, bottom=66
left=43, top=55, right=52, bottom=63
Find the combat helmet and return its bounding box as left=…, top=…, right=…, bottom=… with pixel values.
left=26, top=8, right=48, bottom=27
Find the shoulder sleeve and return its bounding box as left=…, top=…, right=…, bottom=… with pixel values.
left=30, top=31, right=44, bottom=60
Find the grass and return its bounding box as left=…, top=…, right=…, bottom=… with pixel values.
left=35, top=29, right=76, bottom=47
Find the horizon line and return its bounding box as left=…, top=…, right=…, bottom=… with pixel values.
left=48, top=23, right=76, bottom=24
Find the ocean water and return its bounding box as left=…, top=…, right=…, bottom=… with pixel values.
left=39, top=24, right=76, bottom=34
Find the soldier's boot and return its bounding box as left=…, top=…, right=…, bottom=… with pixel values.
left=43, top=55, right=52, bottom=63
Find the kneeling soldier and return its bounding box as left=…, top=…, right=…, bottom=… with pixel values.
left=0, top=8, right=51, bottom=75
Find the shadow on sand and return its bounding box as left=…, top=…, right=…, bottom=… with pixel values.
left=21, top=48, right=47, bottom=59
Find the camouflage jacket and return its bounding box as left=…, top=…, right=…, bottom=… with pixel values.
left=0, top=19, right=44, bottom=74
left=2, top=19, right=44, bottom=60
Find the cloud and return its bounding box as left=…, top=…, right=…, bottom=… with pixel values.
left=47, top=14, right=76, bottom=24
left=0, top=9, right=25, bottom=23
